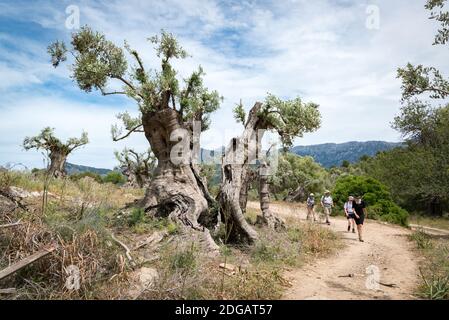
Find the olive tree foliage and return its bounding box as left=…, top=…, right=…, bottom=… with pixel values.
left=49, top=27, right=222, bottom=252
left=219, top=95, right=321, bottom=243
left=233, top=94, right=321, bottom=147
left=426, top=0, right=449, bottom=45
left=114, top=148, right=157, bottom=188
left=392, top=100, right=441, bottom=146
left=397, top=1, right=449, bottom=103
left=48, top=27, right=220, bottom=135
left=271, top=153, right=330, bottom=202
left=23, top=127, right=88, bottom=177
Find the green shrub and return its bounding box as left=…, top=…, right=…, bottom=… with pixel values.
left=70, top=172, right=103, bottom=184
left=128, top=207, right=146, bottom=226
left=169, top=244, right=197, bottom=273
left=251, top=241, right=281, bottom=263
left=166, top=221, right=179, bottom=235
left=31, top=168, right=46, bottom=175
left=102, top=171, right=126, bottom=185
left=369, top=200, right=409, bottom=226
left=409, top=230, right=433, bottom=249
left=333, top=175, right=408, bottom=226
left=419, top=265, right=449, bottom=300
left=287, top=226, right=302, bottom=243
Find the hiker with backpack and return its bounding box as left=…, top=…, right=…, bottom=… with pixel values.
left=320, top=190, right=333, bottom=225
left=306, top=193, right=316, bottom=222
left=344, top=196, right=356, bottom=233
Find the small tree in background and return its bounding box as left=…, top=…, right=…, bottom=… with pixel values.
left=115, top=148, right=156, bottom=188
left=103, top=171, right=126, bottom=185
left=23, top=127, right=88, bottom=178
left=341, top=160, right=350, bottom=168
left=271, top=153, right=330, bottom=202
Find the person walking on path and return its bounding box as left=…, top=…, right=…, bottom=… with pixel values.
left=306, top=193, right=316, bottom=222
left=353, top=195, right=367, bottom=242
left=321, top=190, right=333, bottom=225
left=344, top=196, right=356, bottom=233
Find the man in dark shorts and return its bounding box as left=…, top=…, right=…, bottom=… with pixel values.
left=353, top=195, right=367, bottom=242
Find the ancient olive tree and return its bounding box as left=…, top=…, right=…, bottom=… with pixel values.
left=23, top=127, right=88, bottom=177
left=219, top=95, right=321, bottom=243
left=115, top=148, right=156, bottom=188
left=49, top=27, right=221, bottom=250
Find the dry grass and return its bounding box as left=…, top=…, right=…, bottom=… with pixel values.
left=0, top=209, right=131, bottom=299
left=1, top=170, right=340, bottom=300
left=409, top=230, right=449, bottom=300
left=139, top=240, right=289, bottom=300
left=0, top=170, right=141, bottom=299
left=140, top=207, right=340, bottom=300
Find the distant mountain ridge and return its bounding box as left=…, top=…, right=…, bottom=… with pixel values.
left=65, top=162, right=111, bottom=175
left=290, top=141, right=402, bottom=168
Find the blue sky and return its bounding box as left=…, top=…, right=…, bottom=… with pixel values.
left=0, top=0, right=448, bottom=169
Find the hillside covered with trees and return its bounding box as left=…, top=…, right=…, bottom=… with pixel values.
left=290, top=141, right=402, bottom=168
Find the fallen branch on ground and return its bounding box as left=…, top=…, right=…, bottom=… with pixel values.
left=378, top=282, right=398, bottom=288
left=0, top=244, right=57, bottom=281
left=111, top=233, right=135, bottom=266
left=338, top=273, right=355, bottom=278
left=0, top=219, right=22, bottom=228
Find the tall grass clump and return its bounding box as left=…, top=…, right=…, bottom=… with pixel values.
left=410, top=230, right=449, bottom=300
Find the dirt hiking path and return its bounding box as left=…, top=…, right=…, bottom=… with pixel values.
left=248, top=202, right=420, bottom=300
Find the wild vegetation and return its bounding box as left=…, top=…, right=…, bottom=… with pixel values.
left=409, top=229, right=449, bottom=300
left=271, top=153, right=331, bottom=202
left=332, top=175, right=408, bottom=226
left=1, top=0, right=449, bottom=301
left=0, top=169, right=339, bottom=299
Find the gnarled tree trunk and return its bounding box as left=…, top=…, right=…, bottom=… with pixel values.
left=122, top=167, right=140, bottom=188
left=239, top=168, right=257, bottom=214
left=122, top=166, right=150, bottom=188
left=219, top=103, right=288, bottom=243
left=140, top=108, right=219, bottom=252
left=218, top=103, right=264, bottom=244
left=256, top=162, right=285, bottom=230
left=48, top=149, right=67, bottom=178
